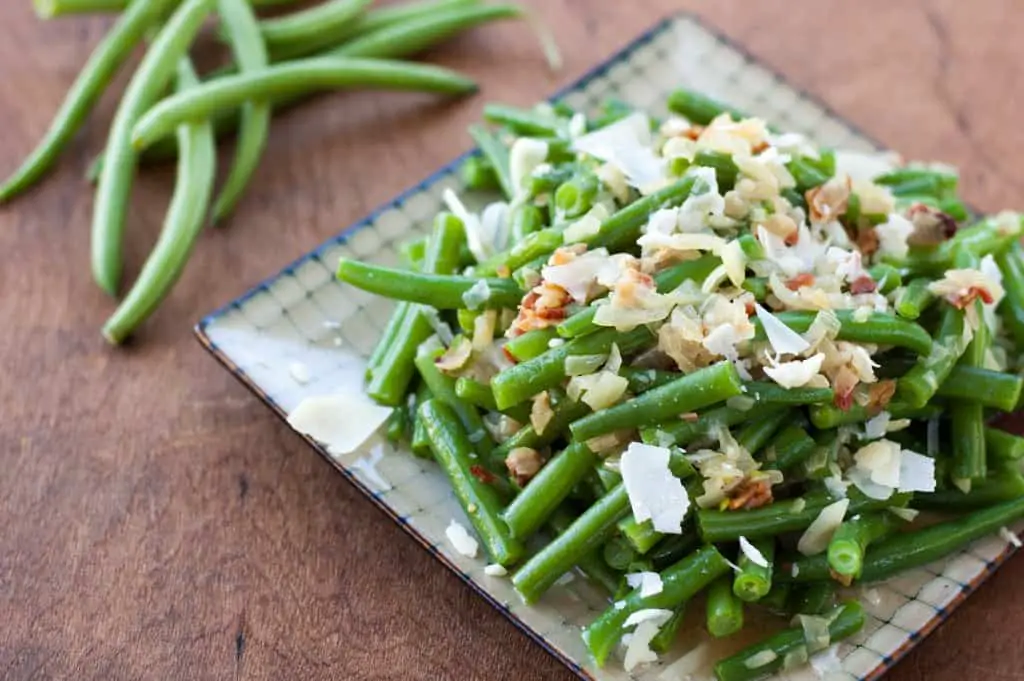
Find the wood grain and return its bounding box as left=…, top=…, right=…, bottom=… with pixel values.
left=1, top=1, right=1023, bottom=679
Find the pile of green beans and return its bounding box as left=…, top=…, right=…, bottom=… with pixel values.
left=4, top=0, right=544, bottom=342
left=338, top=84, right=1024, bottom=679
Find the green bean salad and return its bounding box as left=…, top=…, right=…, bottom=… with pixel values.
left=315, top=88, right=1024, bottom=679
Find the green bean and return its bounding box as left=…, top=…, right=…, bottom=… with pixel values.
left=902, top=214, right=1024, bottom=274
left=868, top=263, right=902, bottom=294
left=913, top=473, right=1024, bottom=510
left=512, top=484, right=630, bottom=603
left=928, top=366, right=1020, bottom=411
left=419, top=399, right=522, bottom=565
left=996, top=242, right=1024, bottom=347
left=368, top=303, right=411, bottom=381
left=102, top=58, right=216, bottom=343
left=707, top=576, right=744, bottom=638
left=583, top=545, right=730, bottom=666
left=698, top=490, right=910, bottom=543
left=734, top=407, right=789, bottom=454
left=483, top=103, right=565, bottom=137
left=569, top=361, right=743, bottom=442
left=808, top=400, right=939, bottom=430
left=410, top=414, right=432, bottom=459
left=505, top=328, right=558, bottom=362
left=950, top=251, right=989, bottom=487
left=790, top=581, right=838, bottom=616
left=714, top=602, right=864, bottom=681
left=37, top=0, right=299, bottom=14
left=666, top=88, right=747, bottom=125
left=694, top=149, right=739, bottom=190
left=472, top=226, right=561, bottom=276
left=554, top=172, right=599, bottom=218
left=414, top=347, right=492, bottom=456
left=211, top=0, right=270, bottom=223
left=547, top=506, right=621, bottom=595
left=827, top=511, right=903, bottom=579
left=1, top=0, right=177, bottom=203
left=386, top=404, right=410, bottom=443
left=91, top=0, right=214, bottom=296
left=492, top=326, right=653, bottom=409
left=875, top=166, right=958, bottom=193
left=453, top=376, right=497, bottom=411
left=583, top=176, right=696, bottom=251
left=757, top=583, right=793, bottom=616
left=895, top=277, right=936, bottom=320
left=616, top=517, right=663, bottom=555
left=588, top=97, right=632, bottom=130
left=602, top=535, right=638, bottom=572
left=461, top=155, right=499, bottom=192
left=511, top=203, right=543, bottom=241
left=503, top=442, right=597, bottom=539
left=650, top=605, right=686, bottom=653
left=787, top=157, right=830, bottom=191
left=492, top=389, right=589, bottom=457
left=764, top=424, right=817, bottom=472
left=986, top=428, right=1024, bottom=464
left=467, top=125, right=514, bottom=199
left=751, top=310, right=933, bottom=356
left=328, top=4, right=522, bottom=61
left=132, top=58, right=476, bottom=149
left=259, top=0, right=372, bottom=55
left=642, top=402, right=787, bottom=447
left=898, top=303, right=970, bottom=408
left=733, top=536, right=774, bottom=602
left=337, top=259, right=522, bottom=310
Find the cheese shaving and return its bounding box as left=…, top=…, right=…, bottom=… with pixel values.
left=287, top=393, right=392, bottom=456
left=445, top=519, right=479, bottom=558
left=797, top=498, right=849, bottom=555
left=620, top=442, right=690, bottom=534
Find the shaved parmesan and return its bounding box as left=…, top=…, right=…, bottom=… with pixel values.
left=483, top=564, right=508, bottom=576
left=626, top=572, right=664, bottom=598
left=898, top=449, right=936, bottom=493
left=623, top=618, right=668, bottom=672
left=744, top=650, right=779, bottom=669
left=620, top=442, right=690, bottom=534
left=863, top=411, right=891, bottom=441
left=461, top=278, right=491, bottom=310
left=739, top=536, right=769, bottom=568
left=764, top=352, right=825, bottom=388
left=834, top=149, right=899, bottom=183
left=567, top=371, right=629, bottom=411
left=509, top=137, right=549, bottom=196
left=287, top=393, right=392, bottom=456
left=445, top=520, right=479, bottom=558
left=572, top=113, right=665, bottom=190
left=443, top=188, right=488, bottom=262
left=1000, top=526, right=1022, bottom=548
left=756, top=304, right=810, bottom=356
left=853, top=439, right=901, bottom=488
left=797, top=498, right=849, bottom=555
left=623, top=608, right=674, bottom=629
left=720, top=239, right=747, bottom=286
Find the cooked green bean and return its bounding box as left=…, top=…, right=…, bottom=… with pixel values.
left=751, top=310, right=933, bottom=356
left=483, top=103, right=565, bottom=137
left=547, top=506, right=621, bottom=595
left=713, top=602, right=864, bottom=681
left=694, top=149, right=739, bottom=190
left=583, top=545, right=730, bottom=666
left=894, top=278, right=935, bottom=320
left=473, top=226, right=562, bottom=277
left=467, top=125, right=514, bottom=199
left=913, top=473, right=1024, bottom=510
left=555, top=172, right=599, bottom=218
left=790, top=581, right=837, bottom=615
left=503, top=442, right=597, bottom=539
left=734, top=407, right=789, bottom=454
left=1, top=0, right=177, bottom=203
left=414, top=347, right=492, bottom=456
left=461, top=154, right=499, bottom=192
left=337, top=259, right=522, bottom=310
left=733, top=536, right=774, bottom=602
left=211, top=0, right=270, bottom=223
left=642, top=401, right=787, bottom=447
left=986, top=428, right=1024, bottom=464
left=511, top=203, right=543, bottom=241
left=827, top=511, right=903, bottom=580
left=707, top=576, right=744, bottom=638
left=102, top=58, right=216, bottom=343
left=764, top=424, right=817, bottom=472
left=492, top=388, right=589, bottom=457
left=91, top=0, right=214, bottom=296
left=584, top=176, right=696, bottom=251
left=666, top=88, right=747, bottom=124
left=132, top=58, right=476, bottom=149
left=808, top=400, right=940, bottom=430
left=996, top=242, right=1024, bottom=347
left=936, top=366, right=1023, bottom=412
left=650, top=605, right=686, bottom=653
left=419, top=399, right=522, bottom=566
left=602, top=535, right=638, bottom=572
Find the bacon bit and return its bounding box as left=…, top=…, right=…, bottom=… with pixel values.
left=806, top=175, right=851, bottom=223
left=784, top=228, right=800, bottom=247
left=496, top=265, right=511, bottom=278
left=829, top=568, right=854, bottom=587
left=726, top=478, right=773, bottom=510
left=680, top=412, right=699, bottom=422
left=614, top=268, right=657, bottom=308
left=855, top=226, right=879, bottom=256
left=954, top=286, right=994, bottom=308
left=751, top=140, right=770, bottom=154
left=849, top=275, right=877, bottom=294
left=470, top=465, right=497, bottom=485
left=786, top=273, right=816, bottom=291
left=505, top=447, right=544, bottom=487
left=833, top=390, right=854, bottom=411
left=744, top=299, right=756, bottom=316
left=865, top=379, right=897, bottom=412
left=906, top=203, right=958, bottom=247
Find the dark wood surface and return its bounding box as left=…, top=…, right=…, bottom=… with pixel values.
left=3, top=1, right=1024, bottom=679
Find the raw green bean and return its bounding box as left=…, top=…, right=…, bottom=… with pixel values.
left=102, top=58, right=216, bottom=343
left=666, top=88, right=747, bottom=125
left=259, top=0, right=372, bottom=55
left=913, top=473, right=1024, bottom=510
left=468, top=125, right=514, bottom=199
left=827, top=511, right=903, bottom=579
left=894, top=278, right=935, bottom=320
left=419, top=400, right=522, bottom=565
left=1, top=0, right=177, bottom=203
left=734, top=407, right=789, bottom=454
left=698, top=490, right=910, bottom=543
left=503, top=442, right=597, bottom=539
left=650, top=605, right=686, bottom=653
left=132, top=58, right=477, bottom=149
left=583, top=545, right=730, bottom=666
left=764, top=424, right=817, bottom=472
left=547, top=506, right=621, bottom=595
left=328, top=4, right=522, bottom=61
left=986, top=428, right=1024, bottom=464
left=570, top=361, right=743, bottom=441
left=492, top=326, right=653, bottom=409
left=751, top=310, right=933, bottom=356
left=733, top=536, right=774, bottom=602
left=707, top=576, right=744, bottom=638
left=337, top=259, right=523, bottom=310
left=211, top=0, right=270, bottom=223
left=996, top=242, right=1024, bottom=347
left=713, top=602, right=864, bottom=681
left=584, top=176, right=696, bottom=251
left=512, top=484, right=630, bottom=603
left=483, top=103, right=565, bottom=137
left=91, top=0, right=214, bottom=296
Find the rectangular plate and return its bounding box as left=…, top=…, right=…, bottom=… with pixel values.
left=196, top=12, right=1021, bottom=681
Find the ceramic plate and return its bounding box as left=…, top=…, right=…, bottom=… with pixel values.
left=196, top=12, right=1021, bottom=680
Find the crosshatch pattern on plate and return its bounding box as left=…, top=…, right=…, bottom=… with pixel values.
left=197, top=12, right=1022, bottom=681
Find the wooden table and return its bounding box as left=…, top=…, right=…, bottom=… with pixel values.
left=3, top=1, right=1024, bottom=678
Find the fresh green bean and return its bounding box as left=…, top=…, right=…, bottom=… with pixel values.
left=472, top=226, right=561, bottom=276
left=698, top=490, right=910, bottom=543
left=602, top=535, right=638, bottom=571
left=511, top=203, right=543, bottom=241
left=808, top=400, right=939, bottom=430
left=764, top=424, right=817, bottom=472
left=91, top=0, right=214, bottom=296
left=102, top=58, right=216, bottom=343
left=898, top=303, right=970, bottom=409
left=583, top=545, right=730, bottom=666
left=337, top=259, right=522, bottom=310
left=751, top=310, right=933, bottom=356
left=547, top=506, right=621, bottom=595
left=368, top=303, right=411, bottom=381
left=707, top=576, right=744, bottom=638
left=733, top=536, right=774, bottom=602
left=787, top=157, right=830, bottom=191
left=512, top=484, right=630, bottom=603
left=492, top=326, right=653, bottom=409
left=419, top=400, right=522, bottom=565
left=259, top=0, right=372, bottom=55
left=642, top=402, right=787, bottom=447
left=555, top=172, right=599, bottom=218
left=1, top=0, right=178, bottom=203
left=570, top=362, right=743, bottom=441
left=461, top=154, right=499, bottom=191
left=211, top=0, right=270, bottom=223
left=132, top=58, right=476, bottom=149
left=505, top=328, right=559, bottom=362
left=414, top=346, right=492, bottom=456
left=503, top=442, right=597, bottom=539
left=827, top=511, right=903, bottom=579
left=713, top=602, right=864, bottom=681
left=694, top=149, right=739, bottom=190
left=895, top=278, right=936, bottom=320
left=913, top=473, right=1024, bottom=510
left=734, top=407, right=789, bottom=454
left=790, top=581, right=837, bottom=616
